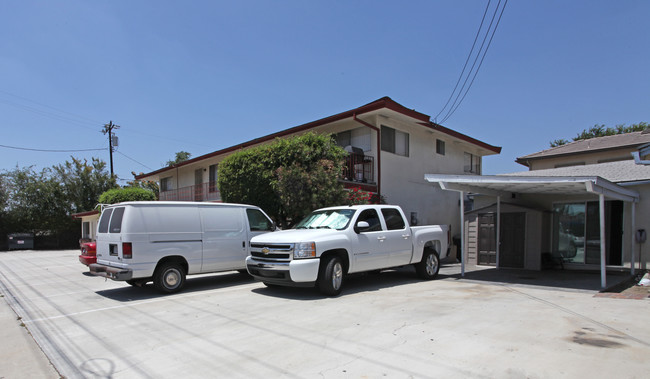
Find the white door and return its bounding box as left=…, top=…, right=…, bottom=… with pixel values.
left=200, top=207, right=247, bottom=272
left=380, top=207, right=413, bottom=266
left=351, top=209, right=389, bottom=272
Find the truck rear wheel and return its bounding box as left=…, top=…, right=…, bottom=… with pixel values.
left=415, top=248, right=440, bottom=280
left=153, top=263, right=186, bottom=293
left=318, top=256, right=344, bottom=296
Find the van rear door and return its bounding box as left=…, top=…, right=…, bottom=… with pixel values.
left=96, top=206, right=126, bottom=266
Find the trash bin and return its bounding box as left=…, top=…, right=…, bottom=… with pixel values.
left=453, top=236, right=461, bottom=262
left=7, top=233, right=34, bottom=250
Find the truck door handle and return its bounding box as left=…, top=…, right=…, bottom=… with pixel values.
left=401, top=234, right=410, bottom=239
left=377, top=236, right=386, bottom=242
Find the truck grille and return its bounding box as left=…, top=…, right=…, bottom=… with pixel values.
left=250, top=243, right=293, bottom=262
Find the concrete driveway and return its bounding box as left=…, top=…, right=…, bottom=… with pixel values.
left=1, top=249, right=648, bottom=378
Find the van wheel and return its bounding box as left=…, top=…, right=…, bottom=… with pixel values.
left=415, top=248, right=439, bottom=280
left=318, top=256, right=344, bottom=296
left=153, top=263, right=185, bottom=293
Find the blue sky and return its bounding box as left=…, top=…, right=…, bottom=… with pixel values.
left=1, top=0, right=648, bottom=183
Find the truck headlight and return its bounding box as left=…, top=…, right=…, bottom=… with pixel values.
left=294, top=242, right=316, bottom=259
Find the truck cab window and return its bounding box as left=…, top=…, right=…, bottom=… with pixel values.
left=381, top=208, right=406, bottom=230
left=356, top=209, right=382, bottom=232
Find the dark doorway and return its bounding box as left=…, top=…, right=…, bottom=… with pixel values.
left=607, top=201, right=624, bottom=265
left=478, top=214, right=496, bottom=265
left=478, top=212, right=526, bottom=268
left=499, top=212, right=526, bottom=268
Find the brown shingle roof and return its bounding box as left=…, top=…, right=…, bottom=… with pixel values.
left=503, top=159, right=650, bottom=184
left=516, top=131, right=650, bottom=166
left=136, top=97, right=501, bottom=180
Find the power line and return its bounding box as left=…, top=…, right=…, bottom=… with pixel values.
left=0, top=144, right=106, bottom=153
left=0, top=89, right=104, bottom=132
left=434, top=0, right=492, bottom=123
left=441, top=1, right=508, bottom=124
left=435, top=0, right=508, bottom=124
left=116, top=151, right=153, bottom=171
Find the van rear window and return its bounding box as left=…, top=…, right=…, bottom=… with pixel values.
left=98, top=208, right=113, bottom=233
left=109, top=207, right=125, bottom=233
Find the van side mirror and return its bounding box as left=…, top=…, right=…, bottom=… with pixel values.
left=355, top=221, right=370, bottom=234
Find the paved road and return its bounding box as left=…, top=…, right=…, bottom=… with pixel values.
left=1, top=249, right=648, bottom=378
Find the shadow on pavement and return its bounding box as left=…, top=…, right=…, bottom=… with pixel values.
left=251, top=267, right=424, bottom=300
left=438, top=263, right=632, bottom=292
left=94, top=271, right=255, bottom=301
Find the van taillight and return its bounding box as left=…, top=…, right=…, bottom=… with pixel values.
left=123, top=243, right=132, bottom=259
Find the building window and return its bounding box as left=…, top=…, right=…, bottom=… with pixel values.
left=209, top=164, right=218, bottom=193
left=381, top=125, right=409, bottom=157
left=333, top=128, right=371, bottom=151
left=552, top=201, right=624, bottom=265
left=436, top=139, right=445, bottom=155
left=464, top=152, right=481, bottom=174
left=82, top=222, right=91, bottom=239
left=334, top=131, right=352, bottom=147
left=160, top=177, right=173, bottom=192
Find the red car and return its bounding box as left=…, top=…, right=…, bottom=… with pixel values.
left=79, top=242, right=97, bottom=266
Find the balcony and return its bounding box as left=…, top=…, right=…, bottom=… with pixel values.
left=342, top=152, right=375, bottom=191
left=159, top=153, right=375, bottom=202
left=160, top=182, right=221, bottom=202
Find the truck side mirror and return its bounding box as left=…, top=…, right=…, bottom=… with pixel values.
left=355, top=221, right=370, bottom=234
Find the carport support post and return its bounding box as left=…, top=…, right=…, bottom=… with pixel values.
left=460, top=191, right=465, bottom=277
left=631, top=202, right=636, bottom=276
left=599, top=194, right=607, bottom=289
left=496, top=196, right=501, bottom=269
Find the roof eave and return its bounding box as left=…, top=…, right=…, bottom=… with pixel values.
left=422, top=121, right=502, bottom=155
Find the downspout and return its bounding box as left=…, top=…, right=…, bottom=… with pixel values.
left=353, top=113, right=381, bottom=195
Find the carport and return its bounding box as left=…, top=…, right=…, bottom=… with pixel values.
left=424, top=174, right=640, bottom=289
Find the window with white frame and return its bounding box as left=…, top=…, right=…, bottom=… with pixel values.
left=160, top=177, right=173, bottom=192
left=333, top=128, right=371, bottom=151
left=464, top=152, right=481, bottom=174
left=436, top=139, right=445, bottom=155
left=381, top=125, right=409, bottom=157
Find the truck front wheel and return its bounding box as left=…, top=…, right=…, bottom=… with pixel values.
left=153, top=263, right=186, bottom=293
left=318, top=256, right=344, bottom=296
left=415, top=248, right=440, bottom=280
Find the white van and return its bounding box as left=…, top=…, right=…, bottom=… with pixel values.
left=89, top=201, right=275, bottom=293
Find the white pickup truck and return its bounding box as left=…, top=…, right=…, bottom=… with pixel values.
left=246, top=204, right=449, bottom=296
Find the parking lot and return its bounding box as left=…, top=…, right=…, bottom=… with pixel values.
left=1, top=249, right=649, bottom=378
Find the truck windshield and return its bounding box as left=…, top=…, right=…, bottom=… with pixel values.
left=294, top=209, right=356, bottom=230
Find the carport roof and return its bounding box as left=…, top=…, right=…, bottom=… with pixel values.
left=424, top=174, right=640, bottom=203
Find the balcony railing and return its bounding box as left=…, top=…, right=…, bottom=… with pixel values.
left=159, top=153, right=374, bottom=202
left=343, top=153, right=374, bottom=184
left=160, top=182, right=221, bottom=202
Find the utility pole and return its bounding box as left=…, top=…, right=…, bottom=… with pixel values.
left=102, top=121, right=120, bottom=178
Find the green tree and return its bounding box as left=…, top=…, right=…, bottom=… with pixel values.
left=3, top=166, right=73, bottom=237
left=218, top=132, right=347, bottom=227
left=53, top=157, right=117, bottom=213
left=127, top=171, right=160, bottom=199
left=1, top=157, right=117, bottom=249
left=550, top=122, right=648, bottom=147
left=165, top=151, right=192, bottom=166
left=98, top=187, right=156, bottom=205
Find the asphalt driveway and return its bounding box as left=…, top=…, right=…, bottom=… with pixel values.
left=1, top=249, right=648, bottom=378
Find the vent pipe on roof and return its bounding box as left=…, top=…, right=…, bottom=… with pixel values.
left=632, top=151, right=650, bottom=165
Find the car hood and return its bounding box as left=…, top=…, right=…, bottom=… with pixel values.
left=251, top=228, right=340, bottom=243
